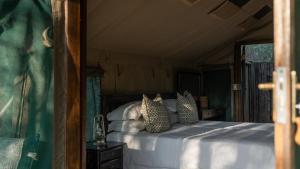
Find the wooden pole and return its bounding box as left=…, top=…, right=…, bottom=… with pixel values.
left=273, top=0, right=295, bottom=168
left=52, top=0, right=84, bottom=169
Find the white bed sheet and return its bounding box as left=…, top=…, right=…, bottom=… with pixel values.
left=107, top=121, right=274, bottom=169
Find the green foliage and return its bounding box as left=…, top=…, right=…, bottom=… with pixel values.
left=245, top=43, right=274, bottom=63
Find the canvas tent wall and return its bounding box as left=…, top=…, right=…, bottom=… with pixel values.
left=87, top=0, right=273, bottom=93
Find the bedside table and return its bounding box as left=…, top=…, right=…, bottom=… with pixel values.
left=201, top=109, right=225, bottom=121
left=87, top=142, right=124, bottom=169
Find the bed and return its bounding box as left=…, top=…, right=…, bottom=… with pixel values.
left=103, top=94, right=275, bottom=169
left=107, top=121, right=274, bottom=169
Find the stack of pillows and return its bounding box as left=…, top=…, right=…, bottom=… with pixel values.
left=107, top=91, right=199, bottom=133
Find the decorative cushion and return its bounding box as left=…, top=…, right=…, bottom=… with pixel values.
left=177, top=91, right=199, bottom=124
left=141, top=94, right=171, bottom=133
left=108, top=120, right=145, bottom=133
left=184, top=91, right=198, bottom=112
left=107, top=101, right=142, bottom=121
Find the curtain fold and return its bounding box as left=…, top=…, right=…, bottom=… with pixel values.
left=86, top=75, right=101, bottom=142
left=0, top=0, right=53, bottom=169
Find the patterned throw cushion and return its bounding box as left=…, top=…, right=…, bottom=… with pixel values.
left=177, top=91, right=199, bottom=124
left=184, top=91, right=198, bottom=111
left=140, top=94, right=171, bottom=133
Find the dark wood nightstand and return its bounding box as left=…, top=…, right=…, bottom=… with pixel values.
left=86, top=142, right=124, bottom=169
left=201, top=109, right=225, bottom=121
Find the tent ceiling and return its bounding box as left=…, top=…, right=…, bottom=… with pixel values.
left=87, top=0, right=273, bottom=60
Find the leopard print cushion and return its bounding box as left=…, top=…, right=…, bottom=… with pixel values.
left=141, top=94, right=171, bottom=133
left=177, top=91, right=199, bottom=124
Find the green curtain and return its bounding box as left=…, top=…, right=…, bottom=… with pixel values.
left=0, top=0, right=53, bottom=169
left=86, top=75, right=101, bottom=142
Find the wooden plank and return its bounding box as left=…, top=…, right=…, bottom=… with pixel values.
left=52, top=1, right=66, bottom=168
left=273, top=0, right=295, bottom=168
left=52, top=0, right=84, bottom=169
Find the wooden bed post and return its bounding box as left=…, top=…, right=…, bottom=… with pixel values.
left=259, top=0, right=296, bottom=168
left=52, top=0, right=85, bottom=169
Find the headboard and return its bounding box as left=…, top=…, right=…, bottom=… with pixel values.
left=102, top=93, right=177, bottom=114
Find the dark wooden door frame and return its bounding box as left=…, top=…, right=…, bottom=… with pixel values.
left=52, top=0, right=86, bottom=168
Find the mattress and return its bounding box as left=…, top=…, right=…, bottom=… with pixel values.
left=107, top=121, right=274, bottom=169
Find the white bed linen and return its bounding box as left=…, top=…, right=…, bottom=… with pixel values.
left=108, top=120, right=145, bottom=133
left=107, top=121, right=274, bottom=169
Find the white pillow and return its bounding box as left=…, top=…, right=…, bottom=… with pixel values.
left=108, top=120, right=145, bottom=133
left=164, top=99, right=177, bottom=112
left=169, top=113, right=179, bottom=124
left=107, top=101, right=142, bottom=121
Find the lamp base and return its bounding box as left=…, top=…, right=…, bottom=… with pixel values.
left=93, top=139, right=106, bottom=149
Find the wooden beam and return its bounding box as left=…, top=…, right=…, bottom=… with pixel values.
left=52, top=0, right=83, bottom=169
left=273, top=0, right=295, bottom=168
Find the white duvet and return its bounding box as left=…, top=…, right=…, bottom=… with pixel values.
left=107, top=121, right=274, bottom=169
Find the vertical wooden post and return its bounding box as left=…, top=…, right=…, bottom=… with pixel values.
left=233, top=43, right=242, bottom=122
left=52, top=0, right=84, bottom=169
left=295, top=0, right=300, bottom=168
left=273, top=0, right=295, bottom=168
